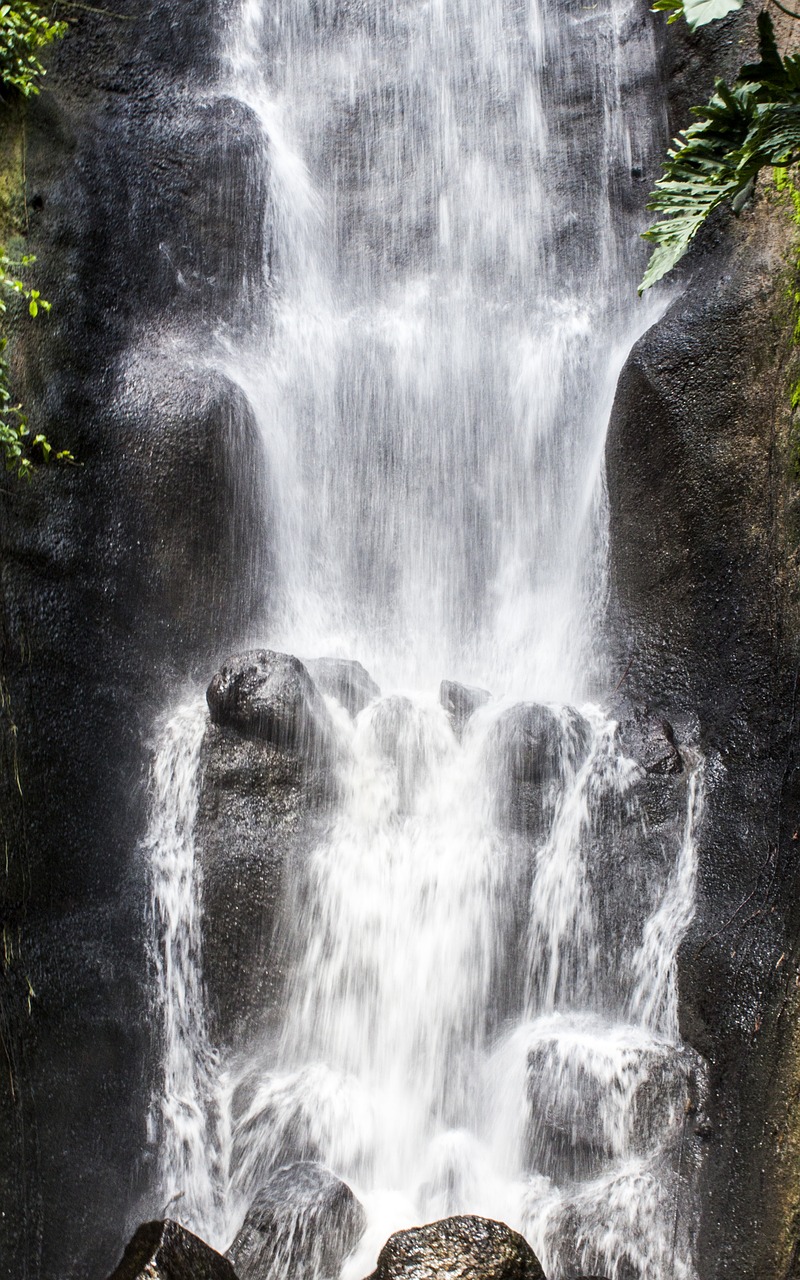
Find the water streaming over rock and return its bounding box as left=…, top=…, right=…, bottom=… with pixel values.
left=142, top=0, right=709, bottom=1276
left=145, top=699, right=228, bottom=1240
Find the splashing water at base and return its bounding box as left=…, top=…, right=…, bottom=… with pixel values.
left=145, top=698, right=228, bottom=1244
left=143, top=691, right=706, bottom=1277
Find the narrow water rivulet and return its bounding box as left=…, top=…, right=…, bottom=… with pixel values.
left=146, top=0, right=708, bottom=1276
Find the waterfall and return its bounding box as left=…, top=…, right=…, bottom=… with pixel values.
left=145, top=698, right=228, bottom=1244
left=218, top=0, right=666, bottom=697
left=142, top=0, right=709, bottom=1276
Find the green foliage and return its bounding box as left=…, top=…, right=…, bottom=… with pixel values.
left=652, top=0, right=742, bottom=31
left=0, top=250, right=72, bottom=478
left=641, top=12, right=800, bottom=291
left=0, top=5, right=72, bottom=478
left=0, top=3, right=67, bottom=98
left=772, top=167, right=800, bottom=474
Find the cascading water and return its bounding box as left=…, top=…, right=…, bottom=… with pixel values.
left=143, top=0, right=709, bottom=1276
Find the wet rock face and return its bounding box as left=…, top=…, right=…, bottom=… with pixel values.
left=106, top=1220, right=237, bottom=1280
left=0, top=4, right=275, bottom=1278
left=208, top=650, right=337, bottom=761
left=198, top=651, right=340, bottom=1046
left=227, top=1161, right=366, bottom=1280
left=489, top=702, right=591, bottom=835
left=306, top=657, right=380, bottom=718
left=368, top=1216, right=546, bottom=1280
left=605, top=175, right=800, bottom=1276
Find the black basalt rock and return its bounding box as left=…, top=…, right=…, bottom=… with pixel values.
left=207, top=650, right=336, bottom=762
left=106, top=1220, right=238, bottom=1280
left=227, top=1162, right=366, bottom=1280
left=198, top=652, right=341, bottom=1046
left=367, top=1216, right=546, bottom=1280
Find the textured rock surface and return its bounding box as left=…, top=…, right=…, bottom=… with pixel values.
left=367, top=1216, right=545, bottom=1280
left=226, top=1162, right=365, bottom=1280
left=207, top=650, right=337, bottom=760
left=489, top=702, right=591, bottom=835
left=106, top=1220, right=238, bottom=1280
left=196, top=707, right=336, bottom=1046
left=605, top=154, right=800, bottom=1278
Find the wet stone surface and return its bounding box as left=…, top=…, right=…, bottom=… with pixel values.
left=367, top=1216, right=546, bottom=1280
left=227, top=1161, right=365, bottom=1280
left=105, top=1220, right=238, bottom=1280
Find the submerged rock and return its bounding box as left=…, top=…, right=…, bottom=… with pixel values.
left=207, top=649, right=335, bottom=761
left=308, top=656, right=381, bottom=718
left=227, top=1161, right=366, bottom=1280
left=439, top=680, right=490, bottom=733
left=367, top=1216, right=546, bottom=1280
left=106, top=1220, right=238, bottom=1280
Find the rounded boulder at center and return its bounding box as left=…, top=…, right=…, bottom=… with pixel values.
left=366, top=1216, right=546, bottom=1280
left=207, top=649, right=337, bottom=765
left=226, top=1161, right=366, bottom=1280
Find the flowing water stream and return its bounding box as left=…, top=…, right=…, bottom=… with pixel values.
left=144, top=0, right=707, bottom=1276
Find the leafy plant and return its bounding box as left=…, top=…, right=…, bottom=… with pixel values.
left=0, top=3, right=67, bottom=98
left=652, top=0, right=742, bottom=32
left=0, top=4, right=72, bottom=477
left=0, top=251, right=73, bottom=477
left=641, top=9, right=800, bottom=290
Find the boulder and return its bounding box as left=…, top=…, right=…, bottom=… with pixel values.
left=207, top=650, right=336, bottom=762
left=307, top=657, right=380, bottom=718
left=195, top=719, right=334, bottom=1047
left=106, top=1220, right=238, bottom=1280
left=488, top=702, right=591, bottom=835
left=439, top=680, right=490, bottom=733
left=367, top=1216, right=545, bottom=1280
left=227, top=1162, right=366, bottom=1280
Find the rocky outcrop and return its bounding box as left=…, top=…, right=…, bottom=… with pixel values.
left=307, top=657, right=380, bottom=718
left=367, top=1216, right=546, bottom=1280
left=106, top=1220, right=238, bottom=1280
left=605, top=145, right=800, bottom=1280
left=208, top=650, right=337, bottom=761
left=227, top=1162, right=365, bottom=1280
left=0, top=6, right=274, bottom=1278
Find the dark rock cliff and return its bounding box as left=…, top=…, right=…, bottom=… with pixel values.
left=606, top=14, right=800, bottom=1274
left=0, top=3, right=271, bottom=1277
